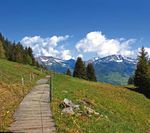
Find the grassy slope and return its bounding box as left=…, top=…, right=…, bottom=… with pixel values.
left=52, top=74, right=150, bottom=133
left=0, top=59, right=46, bottom=131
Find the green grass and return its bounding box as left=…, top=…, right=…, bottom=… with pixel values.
left=105, top=72, right=129, bottom=85
left=51, top=74, right=150, bottom=133
left=0, top=59, right=46, bottom=131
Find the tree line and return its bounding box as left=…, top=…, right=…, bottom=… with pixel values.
left=66, top=57, right=97, bottom=82
left=0, top=33, right=41, bottom=67
left=128, top=47, right=150, bottom=97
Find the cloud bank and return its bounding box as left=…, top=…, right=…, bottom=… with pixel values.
left=20, top=31, right=150, bottom=60
left=20, top=35, right=73, bottom=60
left=76, top=31, right=136, bottom=57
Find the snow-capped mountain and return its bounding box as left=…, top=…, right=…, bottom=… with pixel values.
left=37, top=55, right=137, bottom=85
left=36, top=56, right=76, bottom=73
left=91, top=55, right=136, bottom=85
left=93, top=54, right=137, bottom=64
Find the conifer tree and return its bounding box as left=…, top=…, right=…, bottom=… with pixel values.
left=22, top=47, right=32, bottom=64
left=86, top=63, right=97, bottom=81
left=11, top=43, right=17, bottom=61
left=3, top=39, right=10, bottom=59
left=0, top=40, right=5, bottom=58
left=128, top=75, right=134, bottom=85
left=27, top=47, right=36, bottom=65
left=15, top=43, right=24, bottom=63
left=66, top=68, right=71, bottom=76
left=147, top=59, right=150, bottom=96
left=73, top=57, right=87, bottom=79
left=134, top=47, right=150, bottom=92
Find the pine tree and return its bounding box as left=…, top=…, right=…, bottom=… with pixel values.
left=86, top=63, right=97, bottom=81
left=27, top=47, right=36, bottom=65
left=128, top=75, right=134, bottom=85
left=11, top=43, right=17, bottom=61
left=66, top=68, right=71, bottom=76
left=147, top=62, right=150, bottom=95
left=0, top=40, right=5, bottom=58
left=15, top=43, right=24, bottom=63
left=0, top=33, right=7, bottom=58
left=3, top=39, right=11, bottom=59
left=134, top=47, right=150, bottom=92
left=73, top=57, right=87, bottom=79
left=22, top=47, right=32, bottom=64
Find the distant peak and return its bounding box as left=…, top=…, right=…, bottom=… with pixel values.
left=92, top=54, right=137, bottom=64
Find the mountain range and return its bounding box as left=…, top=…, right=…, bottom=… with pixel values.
left=36, top=55, right=137, bottom=85
left=36, top=56, right=76, bottom=73
left=92, top=55, right=136, bottom=85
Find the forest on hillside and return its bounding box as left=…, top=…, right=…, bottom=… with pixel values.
left=0, top=33, right=40, bottom=67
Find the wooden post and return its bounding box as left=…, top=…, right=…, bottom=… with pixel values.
left=21, top=76, right=25, bottom=95
left=21, top=77, right=24, bottom=86
left=49, top=76, right=52, bottom=102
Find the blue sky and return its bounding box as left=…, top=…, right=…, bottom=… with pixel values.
left=0, top=0, right=150, bottom=60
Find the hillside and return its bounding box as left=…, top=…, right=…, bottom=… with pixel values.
left=0, top=59, right=46, bottom=131
left=51, top=74, right=150, bottom=133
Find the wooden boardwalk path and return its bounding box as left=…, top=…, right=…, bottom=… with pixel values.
left=9, top=78, right=56, bottom=133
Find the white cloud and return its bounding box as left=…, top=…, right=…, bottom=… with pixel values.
left=20, top=35, right=72, bottom=60
left=76, top=31, right=136, bottom=57
left=59, top=49, right=73, bottom=60
left=20, top=32, right=150, bottom=60
left=49, top=35, right=69, bottom=47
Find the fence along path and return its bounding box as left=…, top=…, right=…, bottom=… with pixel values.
left=8, top=76, right=56, bottom=133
